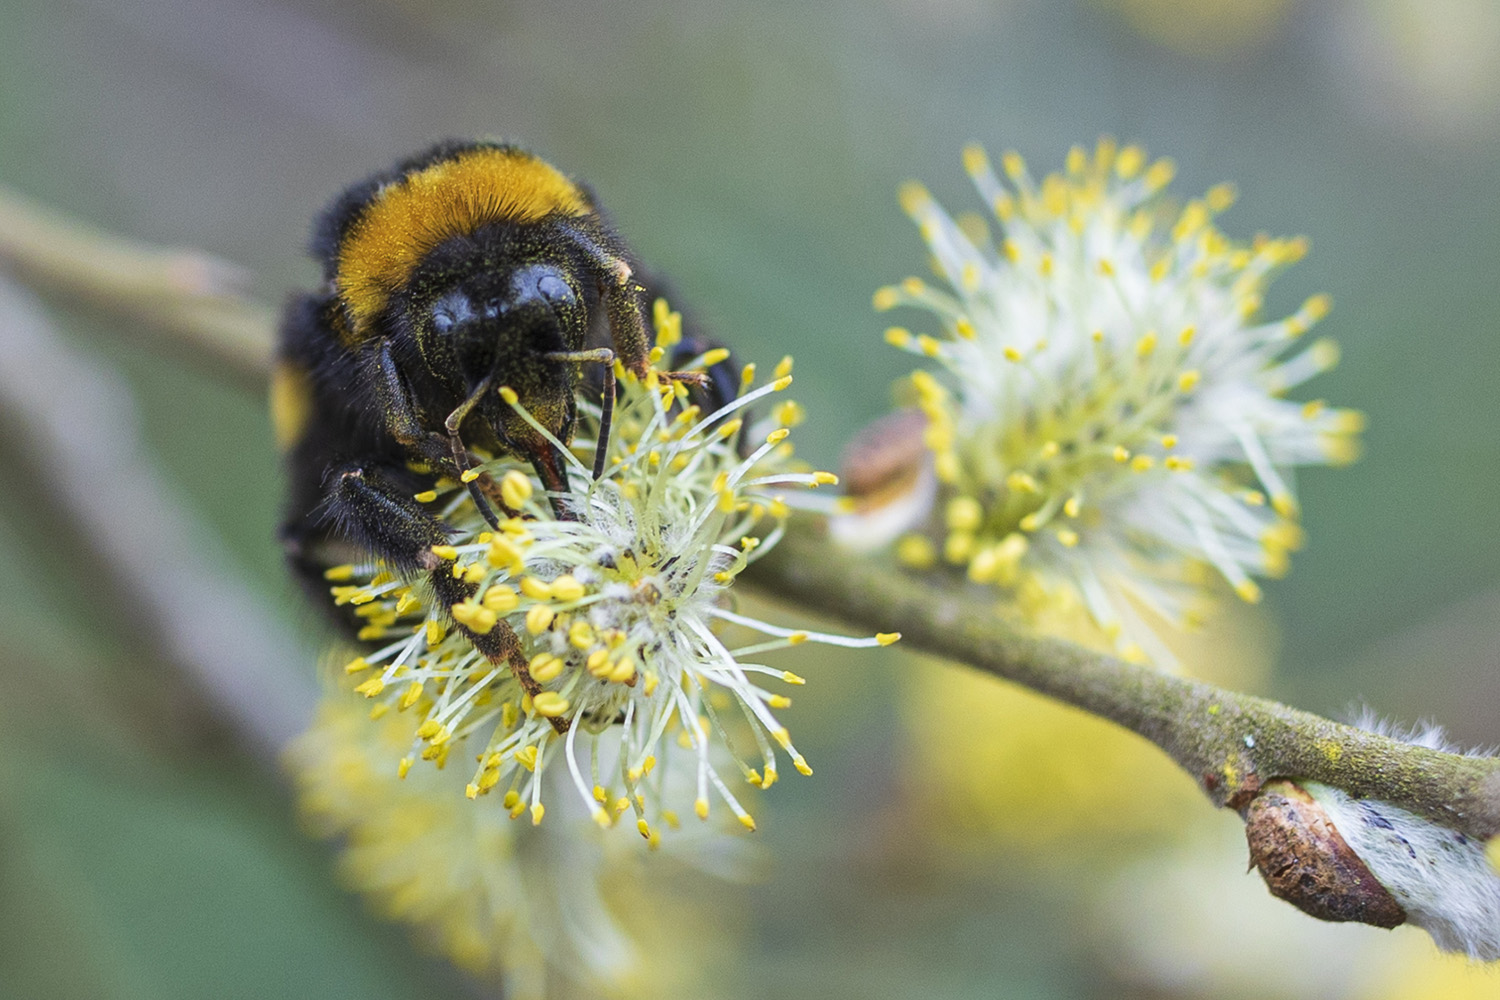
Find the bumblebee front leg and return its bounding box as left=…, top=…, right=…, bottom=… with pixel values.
left=326, top=465, right=565, bottom=732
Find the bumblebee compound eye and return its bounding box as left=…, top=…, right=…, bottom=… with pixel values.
left=429, top=289, right=476, bottom=335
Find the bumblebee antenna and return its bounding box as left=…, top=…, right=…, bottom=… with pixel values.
left=542, top=347, right=616, bottom=481
left=444, top=376, right=501, bottom=530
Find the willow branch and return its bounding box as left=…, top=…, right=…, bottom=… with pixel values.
left=747, top=519, right=1500, bottom=839
left=0, top=185, right=273, bottom=388
left=5, top=188, right=1496, bottom=840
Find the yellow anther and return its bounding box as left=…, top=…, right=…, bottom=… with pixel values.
left=354, top=676, right=385, bottom=698
left=343, top=656, right=370, bottom=674
left=519, top=576, right=553, bottom=600
left=513, top=745, right=538, bottom=771
left=739, top=814, right=757, bottom=831
left=774, top=355, right=794, bottom=379
left=398, top=681, right=424, bottom=710
left=1115, top=145, right=1145, bottom=178
left=740, top=362, right=757, bottom=387
left=1039, top=253, right=1054, bottom=277
left=876, top=632, right=901, bottom=646
left=482, top=584, right=518, bottom=613
left=1131, top=455, right=1155, bottom=472
left=459, top=469, right=480, bottom=484
left=323, top=564, right=356, bottom=581
left=1164, top=455, right=1194, bottom=471
left=946, top=496, right=984, bottom=532
left=1113, top=445, right=1130, bottom=463
left=1056, top=528, right=1079, bottom=548
left=700, top=347, right=731, bottom=368
left=1003, top=345, right=1023, bottom=362
left=962, top=143, right=990, bottom=177
left=1236, top=580, right=1264, bottom=604
left=531, top=803, right=545, bottom=826
left=1001, top=150, right=1026, bottom=179
left=1143, top=157, right=1175, bottom=192
left=530, top=654, right=564, bottom=683
left=767, top=694, right=792, bottom=709
left=717, top=418, right=744, bottom=441
left=498, top=386, right=519, bottom=405
left=1303, top=293, right=1332, bottom=322
left=1272, top=493, right=1299, bottom=519
left=425, top=619, right=446, bottom=647
left=812, top=471, right=839, bottom=486
left=413, top=490, right=438, bottom=503
left=944, top=531, right=976, bottom=563
left=898, top=180, right=931, bottom=215
left=915, top=333, right=942, bottom=357
left=1018, top=513, right=1041, bottom=532
left=792, top=754, right=813, bottom=776
left=1311, top=339, right=1341, bottom=370
left=873, top=287, right=900, bottom=311
left=771, top=375, right=793, bottom=391
left=1001, top=238, right=1020, bottom=261
left=1098, top=258, right=1115, bottom=277
left=1135, top=332, right=1157, bottom=356
left=1039, top=440, right=1060, bottom=460
left=415, top=718, right=443, bottom=740
left=525, top=604, right=554, bottom=634
left=551, top=575, right=585, bottom=602
left=532, top=692, right=570, bottom=717
left=1063, top=496, right=1081, bottom=518
left=395, top=592, right=421, bottom=615
left=1205, top=182, right=1237, bottom=212
left=568, top=620, right=595, bottom=649
left=1178, top=370, right=1201, bottom=392
left=397, top=756, right=413, bottom=779
left=465, top=783, right=479, bottom=799
left=896, top=534, right=937, bottom=569
left=451, top=600, right=497, bottom=635
left=499, top=470, right=533, bottom=509
left=486, top=536, right=523, bottom=571
left=694, top=797, right=710, bottom=820
left=787, top=632, right=809, bottom=645
left=430, top=544, right=458, bottom=561
left=1006, top=471, right=1039, bottom=494
left=766, top=427, right=789, bottom=445
left=1242, top=489, right=1266, bottom=506
left=1161, top=434, right=1178, bottom=449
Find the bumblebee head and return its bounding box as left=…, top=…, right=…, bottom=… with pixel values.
left=415, top=252, right=590, bottom=455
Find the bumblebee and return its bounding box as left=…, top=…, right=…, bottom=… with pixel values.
left=274, top=140, right=717, bottom=711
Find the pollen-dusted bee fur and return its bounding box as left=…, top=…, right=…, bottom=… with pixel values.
left=274, top=139, right=718, bottom=718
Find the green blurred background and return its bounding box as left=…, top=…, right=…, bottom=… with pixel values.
left=2, top=0, right=1499, bottom=996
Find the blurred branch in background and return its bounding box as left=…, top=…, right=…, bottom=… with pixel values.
left=3, top=183, right=1497, bottom=955
left=0, top=268, right=311, bottom=757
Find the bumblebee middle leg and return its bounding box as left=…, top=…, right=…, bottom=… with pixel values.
left=325, top=463, right=565, bottom=732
